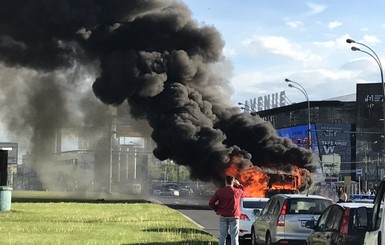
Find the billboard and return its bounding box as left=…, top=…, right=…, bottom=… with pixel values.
left=0, top=142, right=18, bottom=165
left=276, top=124, right=318, bottom=154
left=276, top=124, right=322, bottom=181
left=277, top=123, right=354, bottom=179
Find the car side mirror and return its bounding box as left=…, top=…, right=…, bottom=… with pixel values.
left=355, top=207, right=368, bottom=229
left=305, top=220, right=315, bottom=229
left=253, top=209, right=261, bottom=216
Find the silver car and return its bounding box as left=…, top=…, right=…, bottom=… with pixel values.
left=251, top=194, right=332, bottom=245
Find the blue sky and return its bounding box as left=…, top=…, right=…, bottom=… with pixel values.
left=182, top=0, right=385, bottom=106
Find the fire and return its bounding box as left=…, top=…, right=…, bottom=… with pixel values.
left=224, top=155, right=306, bottom=197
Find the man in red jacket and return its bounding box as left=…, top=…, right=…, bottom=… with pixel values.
left=209, top=176, right=247, bottom=245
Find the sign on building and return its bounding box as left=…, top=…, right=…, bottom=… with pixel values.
left=243, top=91, right=286, bottom=112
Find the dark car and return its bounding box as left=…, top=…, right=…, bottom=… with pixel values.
left=306, top=202, right=373, bottom=245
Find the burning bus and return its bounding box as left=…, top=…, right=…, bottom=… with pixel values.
left=265, top=173, right=300, bottom=197
left=225, top=153, right=309, bottom=198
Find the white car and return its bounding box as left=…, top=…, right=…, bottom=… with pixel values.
left=361, top=178, right=385, bottom=245
left=239, top=197, right=269, bottom=240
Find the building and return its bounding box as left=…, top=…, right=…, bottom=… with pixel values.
left=15, top=103, right=156, bottom=193
left=253, top=83, right=384, bottom=192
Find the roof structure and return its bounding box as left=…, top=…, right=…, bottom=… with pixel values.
left=323, top=93, right=356, bottom=102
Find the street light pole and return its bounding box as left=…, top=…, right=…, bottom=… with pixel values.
left=347, top=38, right=385, bottom=187
left=347, top=38, right=385, bottom=141
left=285, top=78, right=312, bottom=150
left=238, top=102, right=257, bottom=116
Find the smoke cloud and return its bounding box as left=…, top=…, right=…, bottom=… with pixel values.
left=0, top=0, right=316, bottom=188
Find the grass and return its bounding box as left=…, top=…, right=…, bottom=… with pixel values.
left=0, top=202, right=218, bottom=245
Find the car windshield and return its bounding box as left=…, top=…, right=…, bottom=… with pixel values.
left=243, top=200, right=268, bottom=209
left=287, top=198, right=332, bottom=215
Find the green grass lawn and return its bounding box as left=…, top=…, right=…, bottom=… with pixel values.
left=0, top=202, right=218, bottom=245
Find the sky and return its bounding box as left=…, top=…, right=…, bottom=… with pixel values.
left=2, top=0, right=385, bottom=159
left=182, top=0, right=385, bottom=107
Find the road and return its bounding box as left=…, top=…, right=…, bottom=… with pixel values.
left=149, top=195, right=251, bottom=245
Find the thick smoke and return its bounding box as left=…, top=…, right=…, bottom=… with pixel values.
left=0, top=63, right=114, bottom=189
left=0, top=0, right=316, bottom=186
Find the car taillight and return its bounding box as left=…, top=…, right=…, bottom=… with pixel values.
left=340, top=208, right=350, bottom=234
left=277, top=200, right=288, bottom=227
left=240, top=214, right=249, bottom=221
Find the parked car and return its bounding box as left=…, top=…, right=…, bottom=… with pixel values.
left=179, top=187, right=194, bottom=196
left=350, top=194, right=375, bottom=204
left=251, top=194, right=332, bottom=245
left=153, top=188, right=180, bottom=196
left=152, top=189, right=162, bottom=195
left=162, top=188, right=180, bottom=196
left=239, top=197, right=269, bottom=240
left=306, top=202, right=373, bottom=245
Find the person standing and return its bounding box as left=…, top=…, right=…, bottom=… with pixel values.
left=209, top=176, right=247, bottom=245
left=336, top=192, right=349, bottom=203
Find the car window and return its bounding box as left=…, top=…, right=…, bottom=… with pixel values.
left=267, top=200, right=280, bottom=215
left=323, top=208, right=337, bottom=230
left=330, top=206, right=344, bottom=230
left=271, top=201, right=281, bottom=215
left=261, top=199, right=273, bottom=216
left=318, top=206, right=343, bottom=231
left=352, top=207, right=371, bottom=230
left=287, top=198, right=332, bottom=214
left=243, top=201, right=268, bottom=209
left=317, top=206, right=331, bottom=230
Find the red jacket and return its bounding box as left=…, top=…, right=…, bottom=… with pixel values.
left=209, top=185, right=246, bottom=218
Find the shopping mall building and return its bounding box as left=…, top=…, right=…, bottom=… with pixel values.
left=244, top=83, right=385, bottom=192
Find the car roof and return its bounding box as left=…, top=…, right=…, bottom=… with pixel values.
left=272, top=194, right=332, bottom=200
left=336, top=202, right=374, bottom=208
left=352, top=199, right=374, bottom=203
left=241, top=197, right=269, bottom=202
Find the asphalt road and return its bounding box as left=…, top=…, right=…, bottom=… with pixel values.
left=150, top=195, right=251, bottom=245
left=177, top=209, right=251, bottom=245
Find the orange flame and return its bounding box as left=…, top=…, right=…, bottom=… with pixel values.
left=224, top=155, right=305, bottom=197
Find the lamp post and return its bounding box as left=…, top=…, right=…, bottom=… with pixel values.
left=128, top=141, right=141, bottom=180
left=238, top=102, right=257, bottom=116
left=285, top=78, right=312, bottom=150
left=347, top=38, right=385, bottom=187
left=238, top=102, right=250, bottom=111
left=346, top=38, right=385, bottom=140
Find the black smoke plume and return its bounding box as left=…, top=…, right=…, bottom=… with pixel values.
left=0, top=0, right=316, bottom=186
